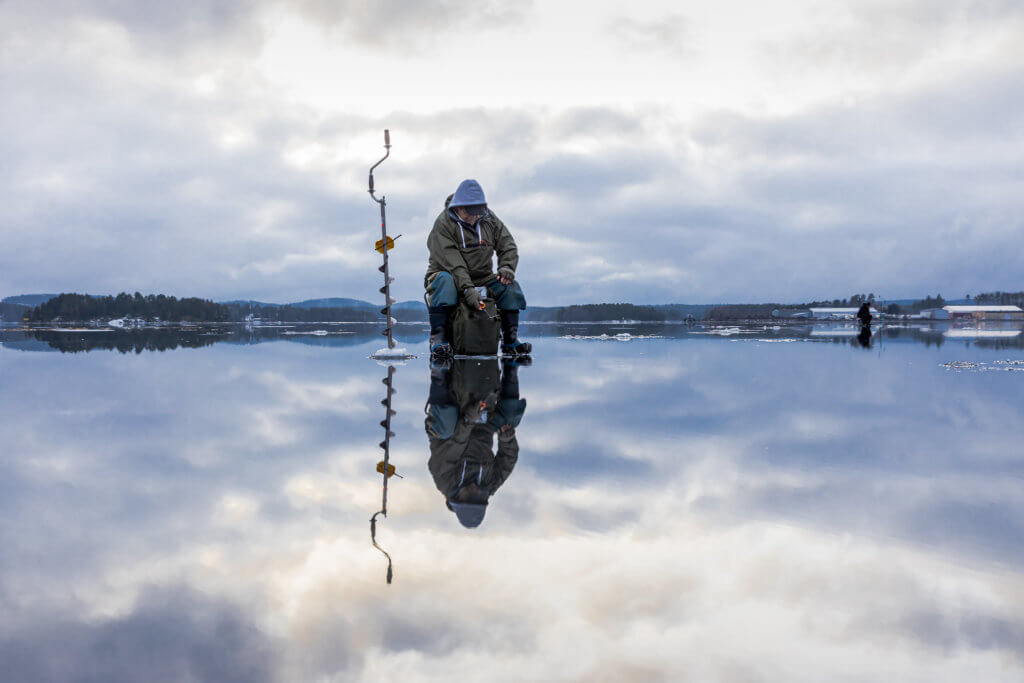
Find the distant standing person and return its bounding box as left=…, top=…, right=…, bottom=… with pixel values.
left=857, top=302, right=873, bottom=327
left=424, top=179, right=532, bottom=359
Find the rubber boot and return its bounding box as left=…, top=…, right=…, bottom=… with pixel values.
left=428, top=306, right=453, bottom=359
left=500, top=310, right=532, bottom=356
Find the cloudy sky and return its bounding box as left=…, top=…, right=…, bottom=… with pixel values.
left=2, top=0, right=1022, bottom=305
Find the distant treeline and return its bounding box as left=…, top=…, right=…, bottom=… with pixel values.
left=18, top=289, right=1024, bottom=325
left=25, top=293, right=230, bottom=322
left=706, top=304, right=782, bottom=320
left=706, top=292, right=954, bottom=319
left=975, top=291, right=1024, bottom=307
left=523, top=303, right=667, bottom=322
left=225, top=302, right=429, bottom=322
left=229, top=303, right=378, bottom=323
left=906, top=294, right=945, bottom=313
left=707, top=293, right=881, bottom=320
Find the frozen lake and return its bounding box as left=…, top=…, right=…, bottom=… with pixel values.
left=1, top=322, right=1023, bottom=682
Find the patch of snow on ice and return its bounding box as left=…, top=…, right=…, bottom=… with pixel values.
left=561, top=333, right=662, bottom=341
left=939, top=360, right=1024, bottom=372
left=691, top=327, right=742, bottom=336
left=940, top=361, right=980, bottom=370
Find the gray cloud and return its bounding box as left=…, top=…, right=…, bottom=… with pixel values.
left=2, top=1, right=1024, bottom=306
left=607, top=14, right=690, bottom=56
left=765, top=0, right=1024, bottom=75
left=0, top=0, right=266, bottom=59
left=293, top=0, right=533, bottom=52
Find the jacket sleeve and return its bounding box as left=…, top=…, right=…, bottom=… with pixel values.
left=492, top=215, right=519, bottom=273
left=489, top=436, right=519, bottom=493
left=427, top=216, right=474, bottom=293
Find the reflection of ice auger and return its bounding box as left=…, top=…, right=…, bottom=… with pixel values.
left=368, top=129, right=397, bottom=351
left=369, top=365, right=398, bottom=584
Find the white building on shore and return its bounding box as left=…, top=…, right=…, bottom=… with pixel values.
left=942, top=305, right=1023, bottom=321
left=919, top=308, right=950, bottom=320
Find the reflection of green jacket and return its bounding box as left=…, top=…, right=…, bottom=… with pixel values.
left=425, top=195, right=519, bottom=294
left=426, top=416, right=520, bottom=499
left=425, top=361, right=525, bottom=498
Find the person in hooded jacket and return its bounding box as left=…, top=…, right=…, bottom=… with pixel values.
left=425, top=358, right=527, bottom=529
left=857, top=302, right=873, bottom=327
left=424, top=179, right=532, bottom=359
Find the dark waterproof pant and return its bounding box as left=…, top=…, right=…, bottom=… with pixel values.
left=426, top=272, right=526, bottom=310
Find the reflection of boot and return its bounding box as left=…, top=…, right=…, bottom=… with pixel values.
left=429, top=361, right=452, bottom=403
left=500, top=359, right=522, bottom=398
left=428, top=306, right=453, bottom=359
left=430, top=356, right=452, bottom=376
left=500, top=310, right=532, bottom=356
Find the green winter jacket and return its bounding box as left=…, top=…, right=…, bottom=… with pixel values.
left=424, top=194, right=519, bottom=293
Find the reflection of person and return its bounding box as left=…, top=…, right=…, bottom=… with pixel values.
left=857, top=325, right=872, bottom=348
left=424, top=179, right=532, bottom=359
left=424, top=358, right=527, bottom=528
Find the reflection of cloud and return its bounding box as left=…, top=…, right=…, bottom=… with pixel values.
left=0, top=586, right=277, bottom=683
left=4, top=337, right=1024, bottom=679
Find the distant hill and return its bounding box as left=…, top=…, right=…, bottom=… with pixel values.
left=2, top=294, right=58, bottom=306
left=0, top=302, right=30, bottom=322
left=220, top=299, right=282, bottom=309
left=289, top=297, right=376, bottom=310
left=221, top=297, right=379, bottom=310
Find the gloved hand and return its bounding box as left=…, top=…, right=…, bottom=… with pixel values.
left=463, top=287, right=482, bottom=310
left=464, top=400, right=487, bottom=424
left=497, top=266, right=515, bottom=284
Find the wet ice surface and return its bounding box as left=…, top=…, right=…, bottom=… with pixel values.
left=2, top=322, right=1024, bottom=682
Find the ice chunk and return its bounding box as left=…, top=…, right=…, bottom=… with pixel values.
left=371, top=347, right=417, bottom=363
